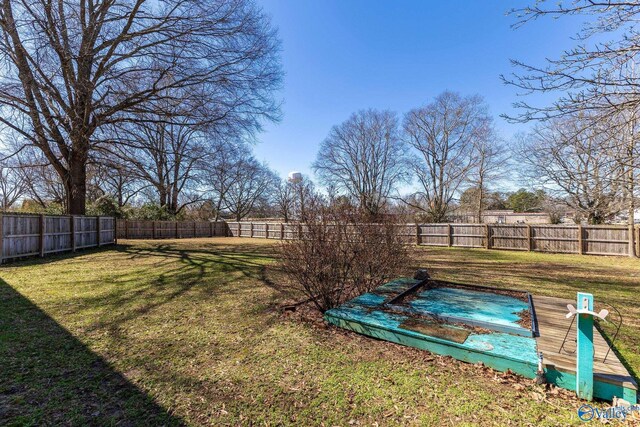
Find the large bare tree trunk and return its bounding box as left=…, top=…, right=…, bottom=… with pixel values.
left=66, top=160, right=88, bottom=215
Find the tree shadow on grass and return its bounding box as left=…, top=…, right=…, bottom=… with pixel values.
left=0, top=279, right=184, bottom=426
left=57, top=242, right=286, bottom=341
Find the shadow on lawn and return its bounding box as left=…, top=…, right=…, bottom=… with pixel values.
left=0, top=279, right=184, bottom=426
left=67, top=242, right=286, bottom=336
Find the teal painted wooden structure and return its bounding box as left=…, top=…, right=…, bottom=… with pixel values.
left=325, top=279, right=539, bottom=379
left=325, top=279, right=638, bottom=403
left=576, top=292, right=594, bottom=401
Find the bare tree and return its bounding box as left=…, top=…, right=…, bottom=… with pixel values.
left=468, top=135, right=505, bottom=223
left=518, top=115, right=621, bottom=224
left=0, top=161, right=25, bottom=209
left=601, top=109, right=639, bottom=255
left=505, top=2, right=640, bottom=121
left=313, top=109, right=409, bottom=217
left=402, top=92, right=492, bottom=222
left=505, top=1, right=640, bottom=253
left=109, top=117, right=208, bottom=215
left=89, top=160, right=145, bottom=208
left=204, top=141, right=251, bottom=221
left=222, top=157, right=278, bottom=221
left=0, top=0, right=282, bottom=214
left=10, top=147, right=66, bottom=210
left=274, top=179, right=295, bottom=222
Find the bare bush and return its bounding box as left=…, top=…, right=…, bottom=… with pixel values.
left=278, top=202, right=411, bottom=313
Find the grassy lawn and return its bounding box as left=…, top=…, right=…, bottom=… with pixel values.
left=1, top=238, right=638, bottom=426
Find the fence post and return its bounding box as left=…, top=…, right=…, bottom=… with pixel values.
left=628, top=224, right=635, bottom=258
left=577, top=225, right=584, bottom=255
left=39, top=214, right=45, bottom=257
left=71, top=216, right=76, bottom=252
left=210, top=221, right=214, bottom=237
left=485, top=224, right=491, bottom=249
left=448, top=224, right=453, bottom=247
left=0, top=213, right=4, bottom=265
left=96, top=216, right=101, bottom=247
left=152, top=221, right=156, bottom=239
left=526, top=225, right=532, bottom=251
left=114, top=218, right=118, bottom=244
left=265, top=223, right=269, bottom=239
left=175, top=221, right=180, bottom=239
left=280, top=223, right=284, bottom=240
left=250, top=222, right=254, bottom=238
left=415, top=223, right=420, bottom=245
left=193, top=221, right=197, bottom=237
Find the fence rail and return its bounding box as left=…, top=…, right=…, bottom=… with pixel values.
left=0, top=213, right=115, bottom=264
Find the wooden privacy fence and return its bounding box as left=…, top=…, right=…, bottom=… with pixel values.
left=223, top=221, right=640, bottom=258
left=107, top=219, right=640, bottom=258
left=0, top=213, right=115, bottom=264
left=4, top=216, right=635, bottom=264
left=116, top=219, right=228, bottom=240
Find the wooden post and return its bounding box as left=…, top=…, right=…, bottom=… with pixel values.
left=280, top=222, right=284, bottom=240
left=175, top=221, right=180, bottom=239
left=39, top=214, right=45, bottom=257
left=114, top=218, right=118, bottom=245
left=124, top=219, right=129, bottom=239
left=485, top=224, right=491, bottom=249
left=0, top=213, right=4, bottom=265
left=526, top=224, right=532, bottom=251
left=415, top=223, right=420, bottom=245
left=265, top=223, right=269, bottom=239
left=152, top=221, right=157, bottom=239
left=576, top=292, right=594, bottom=401
left=71, top=216, right=76, bottom=252
left=629, top=224, right=635, bottom=258
left=237, top=222, right=240, bottom=237
left=577, top=225, right=584, bottom=255
left=448, top=224, right=453, bottom=247
left=210, top=221, right=214, bottom=237
left=0, top=212, right=4, bottom=264
left=96, top=216, right=101, bottom=247
left=193, top=221, right=197, bottom=237
left=250, top=222, right=254, bottom=238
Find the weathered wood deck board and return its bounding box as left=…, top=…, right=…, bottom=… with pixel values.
left=533, top=294, right=637, bottom=390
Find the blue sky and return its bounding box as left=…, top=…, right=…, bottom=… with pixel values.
left=253, top=1, right=584, bottom=184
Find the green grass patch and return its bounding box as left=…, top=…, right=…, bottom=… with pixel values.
left=2, top=239, right=637, bottom=425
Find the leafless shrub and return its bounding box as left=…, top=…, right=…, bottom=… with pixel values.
left=278, top=201, right=411, bottom=313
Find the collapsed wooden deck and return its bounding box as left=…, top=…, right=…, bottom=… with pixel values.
left=532, top=295, right=637, bottom=402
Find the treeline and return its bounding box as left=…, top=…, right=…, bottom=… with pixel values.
left=0, top=1, right=638, bottom=229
